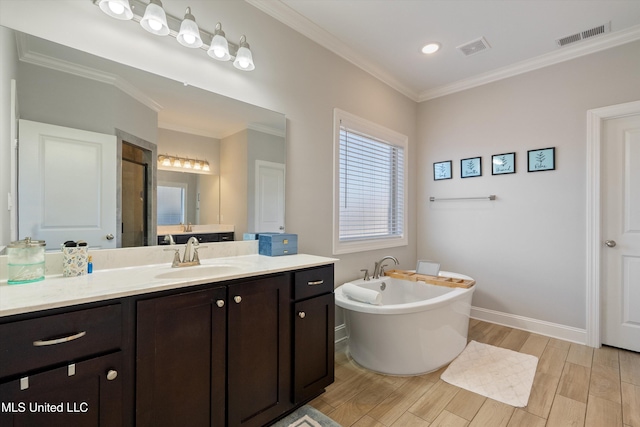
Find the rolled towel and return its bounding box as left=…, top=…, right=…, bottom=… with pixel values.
left=342, top=283, right=382, bottom=305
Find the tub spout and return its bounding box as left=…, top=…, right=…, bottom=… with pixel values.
left=373, top=256, right=399, bottom=279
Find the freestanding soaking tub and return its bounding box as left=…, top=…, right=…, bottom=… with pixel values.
left=335, top=272, right=475, bottom=375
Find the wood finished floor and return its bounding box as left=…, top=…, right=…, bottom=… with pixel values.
left=310, top=319, right=640, bottom=427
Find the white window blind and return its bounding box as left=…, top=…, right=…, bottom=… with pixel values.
left=333, top=109, right=408, bottom=254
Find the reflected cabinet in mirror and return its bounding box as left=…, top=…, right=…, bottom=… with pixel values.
left=5, top=29, right=286, bottom=250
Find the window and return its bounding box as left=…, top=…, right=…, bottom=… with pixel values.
left=333, top=109, right=408, bottom=254
left=157, top=183, right=186, bottom=225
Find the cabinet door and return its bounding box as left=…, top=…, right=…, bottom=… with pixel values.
left=294, top=293, right=335, bottom=403
left=136, top=287, right=226, bottom=427
left=0, top=351, right=122, bottom=427
left=227, top=275, right=291, bottom=427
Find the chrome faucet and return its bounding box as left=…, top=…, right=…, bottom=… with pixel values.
left=373, top=256, right=399, bottom=279
left=164, top=236, right=203, bottom=267
left=182, top=236, right=199, bottom=263
left=163, top=234, right=175, bottom=245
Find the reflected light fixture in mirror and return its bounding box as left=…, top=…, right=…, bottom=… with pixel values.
left=94, top=0, right=255, bottom=71
left=159, top=155, right=210, bottom=173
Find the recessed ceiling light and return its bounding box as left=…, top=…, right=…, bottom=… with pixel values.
left=421, top=43, right=441, bottom=54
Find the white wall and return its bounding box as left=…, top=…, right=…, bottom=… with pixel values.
left=418, top=40, right=640, bottom=332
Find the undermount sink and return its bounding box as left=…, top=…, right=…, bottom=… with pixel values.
left=155, top=265, right=242, bottom=280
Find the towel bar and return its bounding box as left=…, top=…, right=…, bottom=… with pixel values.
left=429, top=195, right=496, bottom=202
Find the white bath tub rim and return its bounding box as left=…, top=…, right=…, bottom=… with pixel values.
left=335, top=271, right=474, bottom=315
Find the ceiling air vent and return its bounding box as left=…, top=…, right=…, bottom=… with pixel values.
left=556, top=22, right=611, bottom=47
left=457, top=37, right=491, bottom=56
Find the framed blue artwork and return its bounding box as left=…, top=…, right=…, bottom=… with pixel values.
left=461, top=157, right=481, bottom=178
left=433, top=160, right=452, bottom=180
left=528, top=147, right=555, bottom=172
left=492, top=152, right=516, bottom=175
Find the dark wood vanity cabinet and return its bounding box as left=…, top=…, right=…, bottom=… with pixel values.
left=227, top=275, right=291, bottom=427
left=136, top=286, right=227, bottom=427
left=0, top=304, right=125, bottom=427
left=0, top=262, right=334, bottom=427
left=136, top=274, right=294, bottom=427
left=292, top=265, right=335, bottom=403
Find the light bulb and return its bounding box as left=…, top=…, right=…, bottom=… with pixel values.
left=149, top=19, right=163, bottom=31
left=108, top=2, right=124, bottom=14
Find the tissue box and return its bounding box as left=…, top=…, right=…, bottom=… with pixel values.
left=258, top=233, right=298, bottom=256
left=62, top=247, right=88, bottom=277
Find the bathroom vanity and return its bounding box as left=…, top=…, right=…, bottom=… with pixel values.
left=0, top=253, right=336, bottom=427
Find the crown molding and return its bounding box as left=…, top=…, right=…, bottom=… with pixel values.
left=158, top=121, right=224, bottom=139
left=245, top=1, right=640, bottom=103
left=247, top=123, right=286, bottom=138
left=418, top=24, right=640, bottom=101
left=245, top=0, right=420, bottom=101
left=16, top=32, right=163, bottom=112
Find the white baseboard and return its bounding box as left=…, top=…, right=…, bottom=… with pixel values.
left=334, top=307, right=588, bottom=345
left=471, top=306, right=588, bottom=345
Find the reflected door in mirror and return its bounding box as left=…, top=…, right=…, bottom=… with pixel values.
left=18, top=120, right=117, bottom=250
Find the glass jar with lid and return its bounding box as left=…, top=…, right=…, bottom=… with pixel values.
left=7, top=237, right=46, bottom=284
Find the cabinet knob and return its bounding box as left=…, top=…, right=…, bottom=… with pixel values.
left=106, top=370, right=118, bottom=381
left=234, top=296, right=242, bottom=304
left=298, top=311, right=306, bottom=319
left=216, top=300, right=225, bottom=308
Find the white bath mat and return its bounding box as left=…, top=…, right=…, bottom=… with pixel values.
left=441, top=340, right=538, bottom=407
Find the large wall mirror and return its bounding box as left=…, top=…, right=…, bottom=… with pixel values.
left=4, top=28, right=286, bottom=250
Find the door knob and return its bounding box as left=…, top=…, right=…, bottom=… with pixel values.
left=106, top=233, right=115, bottom=240
left=605, top=240, right=617, bottom=248
left=106, top=370, right=118, bottom=381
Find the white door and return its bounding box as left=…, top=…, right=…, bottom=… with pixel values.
left=602, top=113, right=640, bottom=351
left=18, top=120, right=117, bottom=250
left=255, top=161, right=285, bottom=232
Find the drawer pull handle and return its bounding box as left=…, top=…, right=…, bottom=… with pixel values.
left=216, top=299, right=225, bottom=308
left=308, top=280, right=324, bottom=286
left=234, top=296, right=242, bottom=304
left=33, top=331, right=86, bottom=347
left=106, top=370, right=118, bottom=381
left=298, top=311, right=306, bottom=319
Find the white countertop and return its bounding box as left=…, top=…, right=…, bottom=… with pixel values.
left=0, top=254, right=337, bottom=317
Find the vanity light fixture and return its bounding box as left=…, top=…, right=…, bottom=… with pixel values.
left=177, top=7, right=202, bottom=48
left=97, top=0, right=133, bottom=20
left=140, top=0, right=170, bottom=36
left=207, top=23, right=231, bottom=61
left=94, top=0, right=255, bottom=71
left=158, top=155, right=211, bottom=173
left=233, top=35, right=255, bottom=71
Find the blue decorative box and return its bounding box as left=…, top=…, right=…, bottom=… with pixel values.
left=258, top=233, right=298, bottom=256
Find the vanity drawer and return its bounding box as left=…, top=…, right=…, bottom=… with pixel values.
left=0, top=304, right=122, bottom=379
left=293, top=265, right=334, bottom=300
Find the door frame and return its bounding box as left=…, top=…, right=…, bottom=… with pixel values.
left=586, top=99, right=640, bottom=347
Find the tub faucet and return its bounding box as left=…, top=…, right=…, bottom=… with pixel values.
left=373, top=256, right=399, bottom=279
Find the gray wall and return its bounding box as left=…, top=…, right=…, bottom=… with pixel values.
left=417, top=40, right=640, bottom=329
left=17, top=62, right=157, bottom=143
